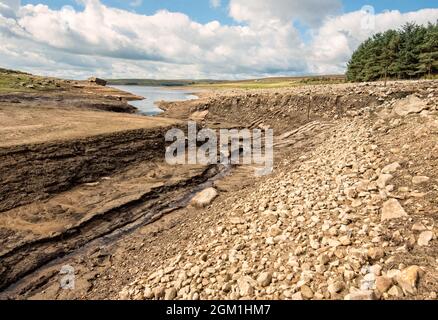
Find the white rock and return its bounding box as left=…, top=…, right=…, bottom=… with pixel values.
left=381, top=199, right=408, bottom=222
left=257, top=272, right=273, bottom=287
left=412, top=176, right=430, bottom=185
left=417, top=231, right=433, bottom=246
left=382, top=162, right=401, bottom=174
left=393, top=95, right=428, bottom=116
left=190, top=188, right=218, bottom=208
left=377, top=174, right=394, bottom=189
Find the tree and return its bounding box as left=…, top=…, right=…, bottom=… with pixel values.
left=346, top=21, right=438, bottom=82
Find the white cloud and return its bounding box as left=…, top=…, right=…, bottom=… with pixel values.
left=0, top=0, right=437, bottom=79
left=308, top=8, right=438, bottom=74
left=228, top=0, right=342, bottom=27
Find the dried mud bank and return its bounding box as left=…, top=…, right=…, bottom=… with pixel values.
left=0, top=126, right=177, bottom=213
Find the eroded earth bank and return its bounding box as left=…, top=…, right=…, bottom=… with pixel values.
left=0, top=76, right=437, bottom=300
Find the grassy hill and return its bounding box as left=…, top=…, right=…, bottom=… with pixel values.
left=0, top=67, right=61, bottom=93
left=106, top=75, right=346, bottom=89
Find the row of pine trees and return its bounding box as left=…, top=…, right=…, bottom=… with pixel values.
left=346, top=22, right=438, bottom=83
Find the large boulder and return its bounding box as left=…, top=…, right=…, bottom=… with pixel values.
left=190, top=187, right=218, bottom=208
left=88, top=77, right=107, bottom=86
left=393, top=95, right=428, bottom=116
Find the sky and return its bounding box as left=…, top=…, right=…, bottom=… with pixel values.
left=0, top=0, right=437, bottom=79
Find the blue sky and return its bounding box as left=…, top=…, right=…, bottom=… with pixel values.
left=21, top=0, right=438, bottom=23
left=2, top=0, right=437, bottom=79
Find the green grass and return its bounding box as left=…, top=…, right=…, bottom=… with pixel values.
left=0, top=68, right=59, bottom=93
left=190, top=75, right=346, bottom=89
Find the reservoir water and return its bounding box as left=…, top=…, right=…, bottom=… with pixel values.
left=110, top=85, right=199, bottom=115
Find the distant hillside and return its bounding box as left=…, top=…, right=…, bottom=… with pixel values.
left=105, top=79, right=228, bottom=86
left=106, top=75, right=346, bottom=88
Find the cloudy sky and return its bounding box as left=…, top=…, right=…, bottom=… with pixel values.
left=0, top=0, right=437, bottom=79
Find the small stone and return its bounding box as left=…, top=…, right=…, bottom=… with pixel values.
left=339, top=235, right=352, bottom=246
left=291, top=292, right=303, bottom=300
left=396, top=266, right=422, bottom=295
left=351, top=199, right=363, bottom=208
left=345, top=289, right=376, bottom=300
left=377, top=174, right=394, bottom=189
left=417, top=231, right=433, bottom=246
left=368, top=247, right=385, bottom=260
left=328, top=281, right=345, bottom=295
left=318, top=254, right=330, bottom=265
left=382, top=162, right=401, bottom=174
left=230, top=217, right=245, bottom=225
left=257, top=272, right=273, bottom=287
left=388, top=285, right=404, bottom=298
left=119, top=288, right=130, bottom=300
left=143, top=287, right=154, bottom=299
left=164, top=288, right=177, bottom=300
left=381, top=199, right=408, bottom=221
left=376, top=276, right=393, bottom=293
left=412, top=222, right=427, bottom=232
left=238, top=277, right=254, bottom=297
left=300, top=285, right=314, bottom=300
left=412, top=176, right=430, bottom=185
left=154, top=287, right=165, bottom=300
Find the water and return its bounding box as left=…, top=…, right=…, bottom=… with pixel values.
left=110, top=85, right=199, bottom=115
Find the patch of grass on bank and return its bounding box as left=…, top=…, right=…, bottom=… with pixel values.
left=190, top=75, right=346, bottom=89
left=0, top=68, right=59, bottom=93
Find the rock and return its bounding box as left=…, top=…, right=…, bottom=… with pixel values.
left=328, top=281, right=345, bottom=295
left=238, top=277, right=255, bottom=297
left=376, top=276, right=393, bottom=293
left=119, top=288, right=130, bottom=300
left=164, top=288, right=177, bottom=300
left=393, top=95, right=428, bottom=116
left=381, top=199, right=408, bottom=222
left=190, top=188, right=218, bottom=208
left=318, top=254, right=330, bottom=265
left=412, top=222, right=427, bottom=232
left=143, top=287, right=154, bottom=299
left=368, top=247, right=385, bottom=260
left=154, top=287, right=165, bottom=300
left=382, top=162, right=401, bottom=174
left=351, top=199, right=362, bottom=208
left=396, top=266, right=422, bottom=295
left=291, top=292, right=303, bottom=300
left=345, top=289, right=376, bottom=300
left=339, top=235, right=352, bottom=246
left=300, top=285, right=314, bottom=300
left=257, top=272, right=272, bottom=287
left=412, top=176, right=430, bottom=185
left=417, top=231, right=433, bottom=246
left=388, top=285, right=404, bottom=298
left=377, top=174, right=393, bottom=189
left=87, top=77, right=107, bottom=86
